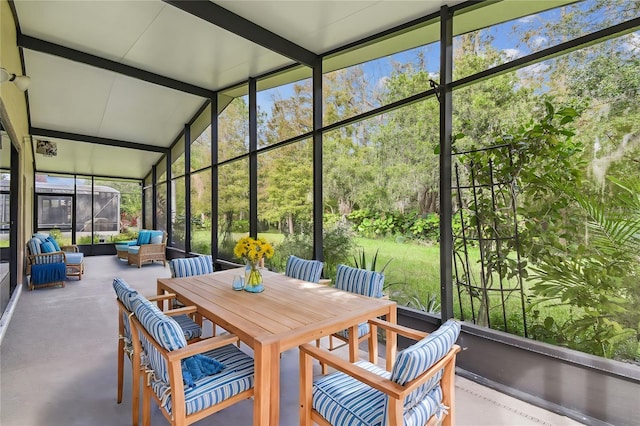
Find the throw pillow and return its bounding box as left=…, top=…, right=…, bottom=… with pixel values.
left=150, top=234, right=163, bottom=244
left=46, top=236, right=61, bottom=251
left=137, top=230, right=151, bottom=245
left=41, top=241, right=57, bottom=253
left=181, top=354, right=225, bottom=388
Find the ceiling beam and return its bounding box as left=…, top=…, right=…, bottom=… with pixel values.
left=30, top=127, right=169, bottom=153
left=163, top=0, right=318, bottom=67
left=18, top=34, right=215, bottom=99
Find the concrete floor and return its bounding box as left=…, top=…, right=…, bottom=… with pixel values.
left=0, top=256, right=585, bottom=426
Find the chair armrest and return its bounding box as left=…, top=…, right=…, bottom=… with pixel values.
left=148, top=293, right=177, bottom=302
left=164, top=306, right=198, bottom=316
left=300, top=342, right=461, bottom=398
left=61, top=245, right=79, bottom=252
left=368, top=318, right=429, bottom=341
left=299, top=343, right=405, bottom=399
left=166, top=333, right=240, bottom=362
left=28, top=252, right=67, bottom=264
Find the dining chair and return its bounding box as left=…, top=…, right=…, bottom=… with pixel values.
left=317, top=264, right=385, bottom=371
left=169, top=255, right=221, bottom=334
left=113, top=278, right=203, bottom=426
left=285, top=255, right=324, bottom=283
left=300, top=319, right=461, bottom=426
left=129, top=295, right=254, bottom=426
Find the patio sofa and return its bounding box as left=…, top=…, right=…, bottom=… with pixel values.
left=116, top=230, right=166, bottom=268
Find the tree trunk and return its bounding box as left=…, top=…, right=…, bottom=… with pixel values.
left=287, top=213, right=294, bottom=235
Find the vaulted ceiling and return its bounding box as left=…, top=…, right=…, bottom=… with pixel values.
left=11, top=0, right=569, bottom=180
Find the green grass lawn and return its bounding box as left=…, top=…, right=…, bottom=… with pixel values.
left=189, top=229, right=573, bottom=338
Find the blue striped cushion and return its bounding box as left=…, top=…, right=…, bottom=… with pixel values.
left=173, top=314, right=203, bottom=341
left=113, top=278, right=139, bottom=312
left=169, top=256, right=214, bottom=278
left=335, top=322, right=370, bottom=340
left=313, top=361, right=446, bottom=425
left=285, top=255, right=323, bottom=283
left=133, top=297, right=187, bottom=351
left=313, top=361, right=388, bottom=425
left=335, top=265, right=384, bottom=298
left=112, top=278, right=141, bottom=347
left=152, top=344, right=254, bottom=416
left=27, top=237, right=42, bottom=256
left=386, top=320, right=460, bottom=416
left=133, top=297, right=188, bottom=384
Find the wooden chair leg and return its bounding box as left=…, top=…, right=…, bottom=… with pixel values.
left=117, top=339, right=124, bottom=403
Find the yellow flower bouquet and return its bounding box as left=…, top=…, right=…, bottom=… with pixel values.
left=233, top=236, right=274, bottom=292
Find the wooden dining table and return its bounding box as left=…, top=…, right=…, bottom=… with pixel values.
left=157, top=267, right=397, bottom=426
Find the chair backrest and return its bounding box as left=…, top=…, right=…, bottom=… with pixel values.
left=334, top=264, right=385, bottom=298
left=26, top=237, right=65, bottom=264
left=112, top=277, right=141, bottom=342
left=169, top=255, right=214, bottom=278
left=132, top=296, right=187, bottom=384
left=285, top=255, right=323, bottom=283
left=383, top=319, right=461, bottom=425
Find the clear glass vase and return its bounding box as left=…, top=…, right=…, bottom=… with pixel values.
left=244, top=260, right=264, bottom=293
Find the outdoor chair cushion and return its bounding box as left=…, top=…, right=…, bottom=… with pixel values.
left=335, top=264, right=385, bottom=298
left=151, top=343, right=254, bottom=417
left=40, top=241, right=57, bottom=253
left=169, top=256, right=214, bottom=278
left=311, top=360, right=445, bottom=426
left=330, top=265, right=385, bottom=343
left=127, top=245, right=141, bottom=254
left=285, top=255, right=323, bottom=283
left=46, top=236, right=61, bottom=251
left=65, top=252, right=84, bottom=264
left=137, top=230, right=152, bottom=245
left=150, top=233, right=163, bottom=244
left=115, top=240, right=137, bottom=251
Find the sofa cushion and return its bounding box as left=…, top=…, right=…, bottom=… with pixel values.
left=127, top=245, right=140, bottom=255
left=137, top=230, right=152, bottom=245
left=40, top=241, right=57, bottom=253
left=149, top=230, right=164, bottom=244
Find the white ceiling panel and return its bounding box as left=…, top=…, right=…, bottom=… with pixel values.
left=24, top=50, right=116, bottom=135
left=15, top=0, right=166, bottom=62
left=32, top=137, right=163, bottom=180
left=99, top=75, right=203, bottom=146
left=216, top=1, right=457, bottom=53
left=122, top=4, right=294, bottom=90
